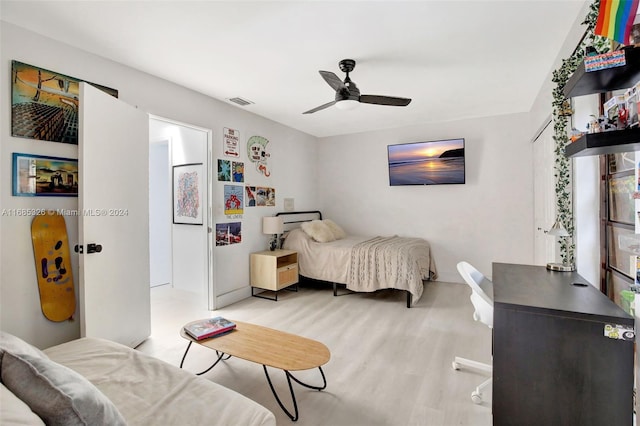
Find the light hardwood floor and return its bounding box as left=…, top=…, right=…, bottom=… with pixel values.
left=137, top=281, right=493, bottom=426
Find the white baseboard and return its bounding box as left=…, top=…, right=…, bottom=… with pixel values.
left=215, top=286, right=252, bottom=309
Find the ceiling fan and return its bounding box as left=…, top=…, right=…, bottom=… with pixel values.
left=303, top=59, right=412, bottom=114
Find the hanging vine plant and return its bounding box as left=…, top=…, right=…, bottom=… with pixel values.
left=550, top=0, right=610, bottom=266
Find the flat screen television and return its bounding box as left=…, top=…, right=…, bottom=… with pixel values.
left=387, top=138, right=465, bottom=186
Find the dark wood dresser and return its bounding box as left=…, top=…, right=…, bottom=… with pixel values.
left=492, top=263, right=634, bottom=426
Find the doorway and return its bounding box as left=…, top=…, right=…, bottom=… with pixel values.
left=149, top=117, right=214, bottom=309
left=149, top=139, right=171, bottom=287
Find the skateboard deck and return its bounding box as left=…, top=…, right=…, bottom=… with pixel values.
left=31, top=212, right=75, bottom=322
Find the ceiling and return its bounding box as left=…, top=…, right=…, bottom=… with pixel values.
left=1, top=1, right=588, bottom=138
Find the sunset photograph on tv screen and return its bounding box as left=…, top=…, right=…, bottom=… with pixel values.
left=388, top=138, right=465, bottom=185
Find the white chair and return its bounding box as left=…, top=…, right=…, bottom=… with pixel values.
left=452, top=261, right=493, bottom=404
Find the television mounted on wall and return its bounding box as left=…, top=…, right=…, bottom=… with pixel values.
left=387, top=138, right=465, bottom=186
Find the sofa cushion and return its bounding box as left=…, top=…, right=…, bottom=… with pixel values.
left=1, top=351, right=126, bottom=426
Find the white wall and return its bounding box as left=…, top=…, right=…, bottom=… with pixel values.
left=317, top=113, right=534, bottom=283
left=1, top=22, right=318, bottom=348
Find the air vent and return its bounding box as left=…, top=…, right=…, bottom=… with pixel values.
left=227, top=97, right=254, bottom=106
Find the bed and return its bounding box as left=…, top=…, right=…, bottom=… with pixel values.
left=0, top=332, right=276, bottom=426
left=278, top=211, right=437, bottom=307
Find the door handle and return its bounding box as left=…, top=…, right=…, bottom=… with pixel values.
left=87, top=243, right=103, bottom=254
left=74, top=244, right=103, bottom=254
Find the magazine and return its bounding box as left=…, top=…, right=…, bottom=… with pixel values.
left=184, top=317, right=236, bottom=340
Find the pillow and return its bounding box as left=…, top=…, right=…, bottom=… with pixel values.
left=0, top=331, right=49, bottom=371
left=1, top=351, right=127, bottom=426
left=301, top=220, right=335, bottom=243
left=323, top=219, right=347, bottom=240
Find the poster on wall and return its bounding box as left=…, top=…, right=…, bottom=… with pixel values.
left=232, top=161, right=244, bottom=182
left=173, top=163, right=203, bottom=225
left=11, top=60, right=118, bottom=145
left=245, top=186, right=256, bottom=207
left=224, top=185, right=244, bottom=215
left=12, top=152, right=78, bottom=197
left=215, top=222, right=242, bottom=246
left=255, top=186, right=275, bottom=206
left=247, top=135, right=271, bottom=176
left=217, top=159, right=231, bottom=181
left=223, top=127, right=240, bottom=157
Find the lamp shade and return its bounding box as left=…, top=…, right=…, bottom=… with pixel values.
left=335, top=99, right=359, bottom=111
left=262, top=216, right=283, bottom=235
left=547, top=218, right=569, bottom=237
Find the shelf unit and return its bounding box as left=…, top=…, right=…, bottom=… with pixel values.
left=563, top=47, right=640, bottom=158
left=563, top=47, right=640, bottom=98
left=565, top=127, right=640, bottom=157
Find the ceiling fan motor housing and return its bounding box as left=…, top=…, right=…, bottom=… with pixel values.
left=338, top=59, right=356, bottom=73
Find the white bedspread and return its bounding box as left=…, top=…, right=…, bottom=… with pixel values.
left=283, top=228, right=369, bottom=284
left=283, top=228, right=437, bottom=305
left=348, top=235, right=437, bottom=305
left=44, top=337, right=275, bottom=426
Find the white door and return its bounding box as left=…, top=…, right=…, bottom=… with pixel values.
left=533, top=120, right=557, bottom=265
left=78, top=82, right=150, bottom=347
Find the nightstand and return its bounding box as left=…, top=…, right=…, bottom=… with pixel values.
left=250, top=249, right=299, bottom=301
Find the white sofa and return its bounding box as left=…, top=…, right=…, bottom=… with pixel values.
left=0, top=332, right=276, bottom=425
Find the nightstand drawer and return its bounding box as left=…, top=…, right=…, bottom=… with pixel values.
left=278, top=264, right=298, bottom=286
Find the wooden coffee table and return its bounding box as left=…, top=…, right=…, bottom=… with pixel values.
left=180, top=319, right=330, bottom=421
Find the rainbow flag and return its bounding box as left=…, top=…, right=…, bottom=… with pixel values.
left=595, top=0, right=640, bottom=44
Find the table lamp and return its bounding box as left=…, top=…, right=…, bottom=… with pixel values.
left=262, top=216, right=283, bottom=251
left=546, top=218, right=575, bottom=271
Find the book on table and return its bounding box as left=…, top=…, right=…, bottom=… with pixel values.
left=184, top=317, right=236, bottom=340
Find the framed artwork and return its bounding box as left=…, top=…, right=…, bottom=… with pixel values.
left=12, top=152, right=78, bottom=197
left=11, top=60, right=118, bottom=145
left=173, top=163, right=203, bottom=225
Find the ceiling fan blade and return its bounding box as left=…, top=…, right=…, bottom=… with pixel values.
left=319, top=71, right=346, bottom=92
left=303, top=100, right=337, bottom=114
left=360, top=95, right=411, bottom=106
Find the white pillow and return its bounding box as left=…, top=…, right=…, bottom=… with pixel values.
left=323, top=219, right=346, bottom=240
left=1, top=351, right=127, bottom=426
left=301, top=220, right=335, bottom=243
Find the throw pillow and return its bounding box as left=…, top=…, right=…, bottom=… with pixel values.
left=1, top=351, right=127, bottom=426
left=301, top=220, right=335, bottom=243
left=323, top=219, right=347, bottom=240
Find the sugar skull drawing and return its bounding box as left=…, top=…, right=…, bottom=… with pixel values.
left=247, top=135, right=270, bottom=177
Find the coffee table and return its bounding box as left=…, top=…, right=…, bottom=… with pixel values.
left=180, top=319, right=330, bottom=421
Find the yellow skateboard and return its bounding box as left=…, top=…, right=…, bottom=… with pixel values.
left=31, top=212, right=75, bottom=322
